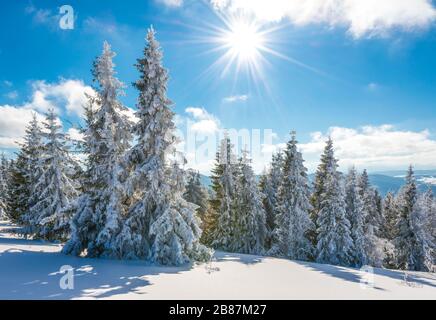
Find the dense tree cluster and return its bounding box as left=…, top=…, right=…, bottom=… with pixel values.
left=0, top=27, right=434, bottom=270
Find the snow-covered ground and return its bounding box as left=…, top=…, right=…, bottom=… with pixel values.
left=0, top=220, right=435, bottom=300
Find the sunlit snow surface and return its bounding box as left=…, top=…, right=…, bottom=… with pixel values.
left=0, top=220, right=435, bottom=300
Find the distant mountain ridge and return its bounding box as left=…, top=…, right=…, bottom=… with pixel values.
left=198, top=171, right=436, bottom=196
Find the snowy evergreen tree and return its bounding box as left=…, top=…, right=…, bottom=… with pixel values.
left=381, top=192, right=397, bottom=240
left=0, top=154, right=9, bottom=218
left=310, top=137, right=334, bottom=245
left=410, top=189, right=435, bottom=271
left=394, top=166, right=421, bottom=270
left=8, top=114, right=44, bottom=223
left=64, top=42, right=133, bottom=256
left=315, top=138, right=353, bottom=266
left=357, top=169, right=385, bottom=267
left=149, top=160, right=212, bottom=265
left=345, top=167, right=367, bottom=267
left=115, top=27, right=210, bottom=264
left=359, top=170, right=383, bottom=236
left=382, top=192, right=398, bottom=268
left=271, top=133, right=314, bottom=261
left=25, top=110, right=78, bottom=241
left=208, top=135, right=238, bottom=251
left=232, top=150, right=267, bottom=254
left=259, top=151, right=283, bottom=249
left=184, top=169, right=209, bottom=223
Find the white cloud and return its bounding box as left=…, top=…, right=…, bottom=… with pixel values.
left=299, top=125, right=436, bottom=172
left=418, top=177, right=436, bottom=185
left=3, top=81, right=13, bottom=87
left=22, top=79, right=95, bottom=116
left=223, top=94, right=249, bottom=103
left=185, top=107, right=210, bottom=119
left=25, top=4, right=59, bottom=29
left=0, top=79, right=94, bottom=149
left=179, top=108, right=279, bottom=174
left=157, top=0, right=184, bottom=8
left=4, top=91, right=18, bottom=100
left=366, top=82, right=379, bottom=91
left=0, top=106, right=45, bottom=148
left=67, top=127, right=84, bottom=142
left=191, top=119, right=220, bottom=134
left=211, top=0, right=436, bottom=38
left=185, top=107, right=221, bottom=134
left=83, top=17, right=119, bottom=35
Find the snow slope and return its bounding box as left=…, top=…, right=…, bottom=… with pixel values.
left=0, top=220, right=435, bottom=300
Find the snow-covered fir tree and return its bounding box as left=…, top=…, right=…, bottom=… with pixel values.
left=149, top=160, right=212, bottom=265
left=358, top=169, right=385, bottom=267
left=359, top=170, right=383, bottom=236
left=184, top=169, right=209, bottom=223
left=345, top=167, right=367, bottom=267
left=64, top=42, right=133, bottom=256
left=232, top=149, right=267, bottom=254
left=183, top=169, right=214, bottom=245
left=25, top=110, right=78, bottom=241
left=271, top=133, right=314, bottom=261
left=310, top=137, right=334, bottom=245
left=208, top=135, right=238, bottom=250
left=382, top=192, right=398, bottom=268
left=115, top=27, right=210, bottom=264
left=410, top=189, right=435, bottom=271
left=394, top=166, right=421, bottom=270
left=259, top=151, right=283, bottom=249
left=8, top=114, right=44, bottom=223
left=315, top=138, right=353, bottom=266
left=0, top=154, right=9, bottom=218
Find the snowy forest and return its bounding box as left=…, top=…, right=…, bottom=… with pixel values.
left=0, top=27, right=434, bottom=272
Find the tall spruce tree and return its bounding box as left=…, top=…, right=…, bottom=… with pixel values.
left=315, top=138, right=353, bottom=266
left=359, top=170, right=383, bottom=235
left=382, top=192, right=398, bottom=268
left=272, top=133, right=314, bottom=261
left=345, top=167, right=367, bottom=267
left=184, top=169, right=209, bottom=223
left=0, top=154, right=9, bottom=219
left=410, top=189, right=435, bottom=271
left=394, top=166, right=420, bottom=270
left=310, top=137, right=334, bottom=245
left=209, top=135, right=238, bottom=251
left=259, top=151, right=283, bottom=249
left=8, top=114, right=44, bottom=224
left=358, top=169, right=385, bottom=266
left=232, top=150, right=267, bottom=254
left=25, top=110, right=78, bottom=241
left=115, top=27, right=210, bottom=264
left=149, top=160, right=212, bottom=265
left=64, top=42, right=133, bottom=256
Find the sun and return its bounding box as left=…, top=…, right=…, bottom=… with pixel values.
left=223, top=21, right=264, bottom=62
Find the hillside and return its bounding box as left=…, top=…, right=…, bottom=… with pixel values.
left=0, top=220, right=434, bottom=300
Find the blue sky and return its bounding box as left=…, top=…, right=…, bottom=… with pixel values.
left=1, top=0, right=436, bottom=173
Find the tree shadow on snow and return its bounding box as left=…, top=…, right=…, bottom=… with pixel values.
left=0, top=248, right=193, bottom=299
left=372, top=268, right=436, bottom=288
left=295, top=260, right=435, bottom=290
left=0, top=236, right=61, bottom=248
left=214, top=251, right=264, bottom=265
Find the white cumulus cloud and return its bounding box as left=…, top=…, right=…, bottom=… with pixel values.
left=0, top=79, right=95, bottom=149
left=0, top=106, right=45, bottom=148
left=157, top=0, right=184, bottom=8
left=299, top=125, right=436, bottom=172
left=185, top=107, right=221, bottom=134
left=223, top=94, right=249, bottom=103
left=211, top=0, right=436, bottom=38
left=22, top=79, right=95, bottom=115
